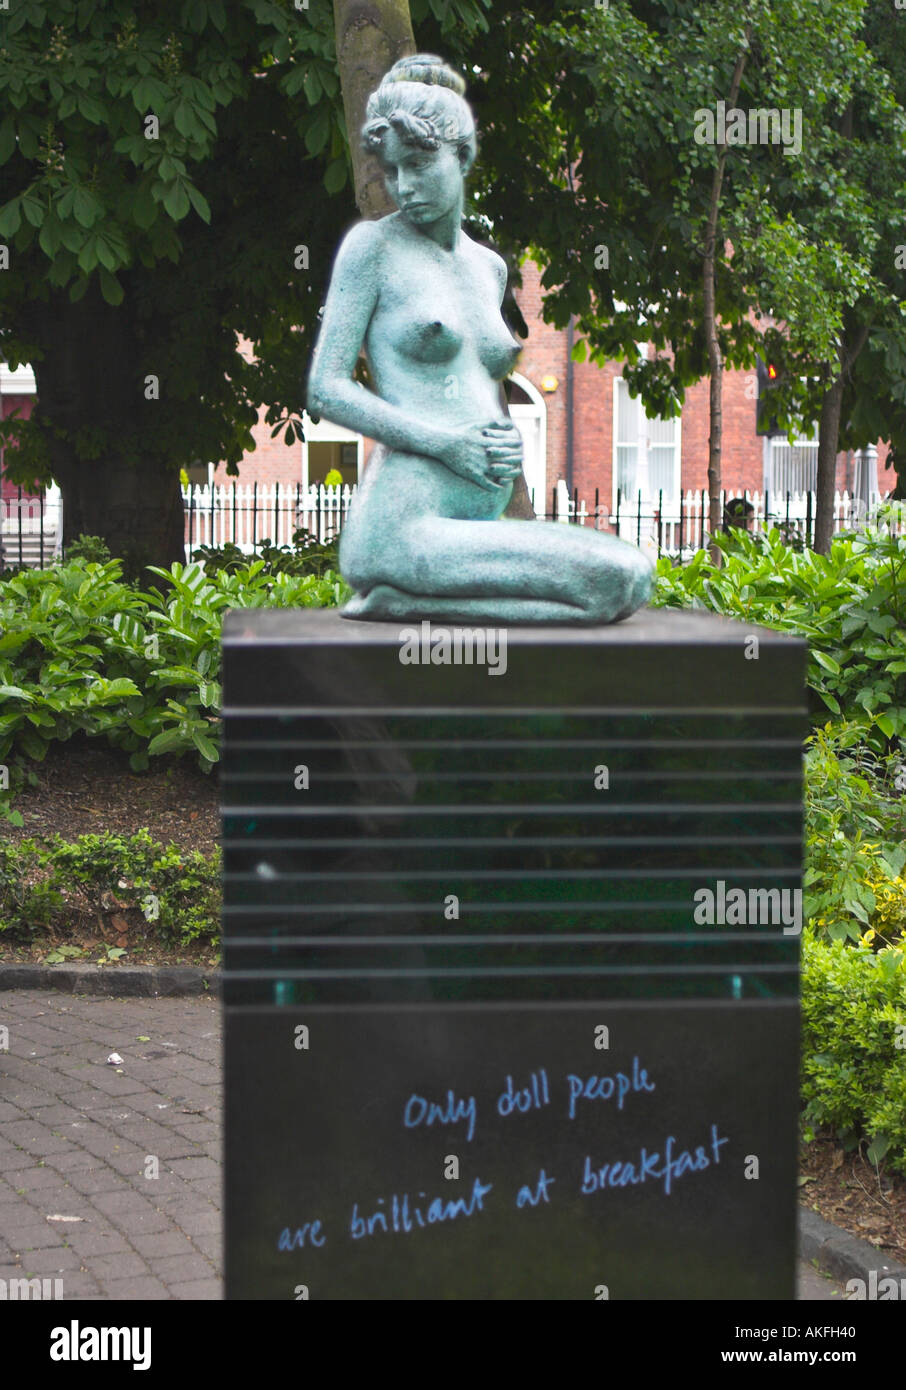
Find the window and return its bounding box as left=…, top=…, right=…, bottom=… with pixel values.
left=765, top=435, right=818, bottom=495
left=613, top=377, right=681, bottom=509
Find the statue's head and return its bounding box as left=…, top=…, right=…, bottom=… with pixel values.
left=362, top=55, right=477, bottom=221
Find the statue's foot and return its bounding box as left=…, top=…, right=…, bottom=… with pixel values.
left=339, top=591, right=369, bottom=620
left=340, top=584, right=418, bottom=621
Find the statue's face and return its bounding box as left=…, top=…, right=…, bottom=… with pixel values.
left=379, top=127, right=462, bottom=224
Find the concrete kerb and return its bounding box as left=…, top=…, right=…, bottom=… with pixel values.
left=1, top=964, right=902, bottom=1298
left=798, top=1206, right=906, bottom=1293
left=0, top=964, right=218, bottom=997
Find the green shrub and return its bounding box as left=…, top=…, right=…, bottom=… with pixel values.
left=801, top=926, right=906, bottom=1173
left=64, top=534, right=114, bottom=564
left=0, top=830, right=219, bottom=948
left=191, top=529, right=340, bottom=580
left=0, top=556, right=351, bottom=779
left=653, top=524, right=906, bottom=745
left=803, top=722, right=906, bottom=943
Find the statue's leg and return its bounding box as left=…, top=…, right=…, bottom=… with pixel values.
left=342, top=516, right=653, bottom=624
left=342, top=586, right=589, bottom=623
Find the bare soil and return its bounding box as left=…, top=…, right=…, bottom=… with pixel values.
left=800, top=1133, right=906, bottom=1267
left=0, top=737, right=219, bottom=967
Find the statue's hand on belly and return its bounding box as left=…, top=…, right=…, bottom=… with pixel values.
left=436, top=418, right=524, bottom=492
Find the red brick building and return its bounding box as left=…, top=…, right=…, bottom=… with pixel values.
left=510, top=260, right=889, bottom=519
left=3, top=259, right=892, bottom=554
left=213, top=260, right=889, bottom=523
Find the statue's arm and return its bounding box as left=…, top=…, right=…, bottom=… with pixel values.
left=306, top=221, right=453, bottom=461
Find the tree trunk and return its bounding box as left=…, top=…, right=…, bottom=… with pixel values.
left=333, top=0, right=415, bottom=219
left=702, top=34, right=750, bottom=564
left=505, top=468, right=536, bottom=519
left=814, top=324, right=871, bottom=553
left=813, top=372, right=845, bottom=554
left=51, top=447, right=185, bottom=578
left=332, top=2, right=536, bottom=519
left=26, top=281, right=185, bottom=579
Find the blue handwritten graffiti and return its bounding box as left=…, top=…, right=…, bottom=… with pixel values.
left=403, top=1089, right=477, bottom=1143
left=566, top=1058, right=656, bottom=1118
left=580, top=1124, right=729, bottom=1197
left=350, top=1176, right=493, bottom=1238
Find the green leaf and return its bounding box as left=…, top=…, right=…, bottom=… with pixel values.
left=38, top=218, right=62, bottom=257
left=285, top=65, right=310, bottom=101
left=98, top=267, right=124, bottom=306
left=95, top=236, right=118, bottom=272
left=323, top=158, right=347, bottom=195
left=879, top=845, right=906, bottom=878
left=132, top=181, right=159, bottom=230
left=0, top=199, right=22, bottom=237
left=76, top=93, right=105, bottom=124
left=874, top=713, right=895, bottom=739
left=77, top=236, right=99, bottom=273
left=101, top=677, right=141, bottom=697
left=186, top=183, right=211, bottom=224
left=304, top=106, right=330, bottom=156
left=147, top=728, right=187, bottom=755
left=0, top=121, right=15, bottom=165
left=191, top=730, right=218, bottom=761
left=866, top=1135, right=891, bottom=1165
left=72, top=187, right=100, bottom=229
left=173, top=102, right=194, bottom=139
left=163, top=183, right=191, bottom=220
left=812, top=650, right=840, bottom=675
left=0, top=684, right=34, bottom=702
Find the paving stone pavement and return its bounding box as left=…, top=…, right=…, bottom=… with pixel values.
left=0, top=990, right=846, bottom=1301
left=0, top=991, right=221, bottom=1300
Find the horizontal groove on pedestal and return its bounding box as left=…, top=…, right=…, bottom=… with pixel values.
left=222, top=655, right=805, bottom=1004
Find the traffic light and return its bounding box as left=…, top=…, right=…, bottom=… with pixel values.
left=756, top=357, right=783, bottom=436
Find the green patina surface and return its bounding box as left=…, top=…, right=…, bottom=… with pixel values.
left=306, top=54, right=653, bottom=625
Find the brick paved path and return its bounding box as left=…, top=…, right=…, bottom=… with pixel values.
left=0, top=990, right=844, bottom=1301
left=0, top=991, right=220, bottom=1300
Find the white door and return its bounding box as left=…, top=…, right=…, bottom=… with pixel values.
left=509, top=404, right=546, bottom=515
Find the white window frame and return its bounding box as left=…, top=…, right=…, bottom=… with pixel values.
left=612, top=365, right=682, bottom=512
left=300, top=410, right=364, bottom=490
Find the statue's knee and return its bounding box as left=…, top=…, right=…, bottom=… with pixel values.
left=631, top=551, right=655, bottom=607
left=585, top=545, right=652, bottom=623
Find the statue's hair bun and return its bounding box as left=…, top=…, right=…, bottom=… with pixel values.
left=380, top=53, right=466, bottom=97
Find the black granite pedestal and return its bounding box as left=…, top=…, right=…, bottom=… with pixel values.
left=221, top=607, right=807, bottom=1299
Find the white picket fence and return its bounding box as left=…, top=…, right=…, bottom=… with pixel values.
left=181, top=481, right=354, bottom=553
left=557, top=485, right=906, bottom=559
left=1, top=491, right=64, bottom=565
left=2, top=481, right=904, bottom=568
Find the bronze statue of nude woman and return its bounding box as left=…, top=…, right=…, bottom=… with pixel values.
left=307, top=53, right=653, bottom=625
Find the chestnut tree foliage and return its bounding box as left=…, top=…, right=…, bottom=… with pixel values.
left=2, top=0, right=905, bottom=570
left=0, top=1, right=423, bottom=568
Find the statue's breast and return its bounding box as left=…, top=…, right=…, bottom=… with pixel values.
left=478, top=326, right=522, bottom=380
left=393, top=315, right=463, bottom=365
